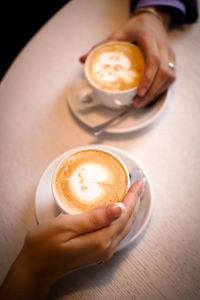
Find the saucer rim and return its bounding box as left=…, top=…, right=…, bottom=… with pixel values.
left=67, top=69, right=169, bottom=134
left=35, top=144, right=153, bottom=252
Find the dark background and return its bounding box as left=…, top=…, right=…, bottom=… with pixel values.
left=0, top=0, right=69, bottom=80
left=1, top=0, right=198, bottom=80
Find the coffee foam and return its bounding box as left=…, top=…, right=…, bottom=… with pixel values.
left=92, top=52, right=137, bottom=84
left=69, top=162, right=109, bottom=203
left=54, top=150, right=128, bottom=212
left=86, top=42, right=145, bottom=92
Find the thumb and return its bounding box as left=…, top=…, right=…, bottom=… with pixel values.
left=62, top=202, right=125, bottom=239
left=123, top=179, right=144, bottom=210
left=79, top=40, right=108, bottom=64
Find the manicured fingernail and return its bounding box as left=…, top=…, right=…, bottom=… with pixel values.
left=140, top=187, right=145, bottom=199
left=106, top=203, right=125, bottom=220
left=139, top=178, right=146, bottom=199
left=114, top=203, right=126, bottom=213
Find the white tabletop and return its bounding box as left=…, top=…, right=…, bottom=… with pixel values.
left=0, top=0, right=200, bottom=299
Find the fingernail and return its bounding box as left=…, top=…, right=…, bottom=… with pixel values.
left=133, top=98, right=146, bottom=108
left=136, top=100, right=146, bottom=108
left=106, top=203, right=125, bottom=220
left=140, top=187, right=145, bottom=199
left=115, top=203, right=126, bottom=213
left=138, top=87, right=147, bottom=97
left=79, top=55, right=86, bottom=63
left=140, top=178, right=146, bottom=199
left=133, top=100, right=140, bottom=108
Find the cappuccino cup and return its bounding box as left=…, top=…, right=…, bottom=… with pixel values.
left=83, top=41, right=145, bottom=110
left=52, top=146, right=130, bottom=214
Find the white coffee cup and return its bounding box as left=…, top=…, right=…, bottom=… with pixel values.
left=52, top=145, right=130, bottom=214
left=82, top=41, right=145, bottom=110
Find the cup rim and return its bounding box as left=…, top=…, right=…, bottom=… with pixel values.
left=84, top=41, right=142, bottom=94
left=52, top=146, right=130, bottom=214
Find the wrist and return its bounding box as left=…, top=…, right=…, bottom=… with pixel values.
left=133, top=6, right=171, bottom=29
left=18, top=250, right=53, bottom=297
left=152, top=6, right=171, bottom=28
left=0, top=250, right=52, bottom=300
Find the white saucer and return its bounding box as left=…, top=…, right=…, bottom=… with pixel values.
left=35, top=145, right=153, bottom=252
left=67, top=67, right=169, bottom=134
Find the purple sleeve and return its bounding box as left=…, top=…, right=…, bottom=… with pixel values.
left=135, top=0, right=186, bottom=23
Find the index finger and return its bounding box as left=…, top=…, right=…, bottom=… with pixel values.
left=91, top=179, right=144, bottom=243
left=57, top=201, right=123, bottom=241
left=63, top=180, right=144, bottom=254
left=122, top=179, right=144, bottom=214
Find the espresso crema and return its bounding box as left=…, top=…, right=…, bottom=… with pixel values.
left=86, top=42, right=145, bottom=92
left=53, top=149, right=128, bottom=212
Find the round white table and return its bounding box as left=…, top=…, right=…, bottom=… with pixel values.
left=0, top=0, right=200, bottom=299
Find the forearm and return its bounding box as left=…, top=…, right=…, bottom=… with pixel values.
left=0, top=252, right=51, bottom=300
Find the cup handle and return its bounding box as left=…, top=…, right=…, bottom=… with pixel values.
left=77, top=86, right=101, bottom=108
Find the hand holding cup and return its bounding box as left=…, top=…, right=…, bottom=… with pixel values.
left=0, top=179, right=144, bottom=300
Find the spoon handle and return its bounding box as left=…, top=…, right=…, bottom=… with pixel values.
left=91, top=107, right=131, bottom=136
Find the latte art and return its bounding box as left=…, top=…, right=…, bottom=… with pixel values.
left=53, top=149, right=128, bottom=213
left=92, top=52, right=136, bottom=86
left=64, top=163, right=113, bottom=203
left=86, top=42, right=145, bottom=92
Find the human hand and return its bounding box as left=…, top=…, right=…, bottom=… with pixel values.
left=80, top=7, right=176, bottom=108
left=0, top=179, right=144, bottom=300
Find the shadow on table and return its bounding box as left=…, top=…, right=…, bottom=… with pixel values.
left=46, top=215, right=151, bottom=300
left=67, top=97, right=169, bottom=144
